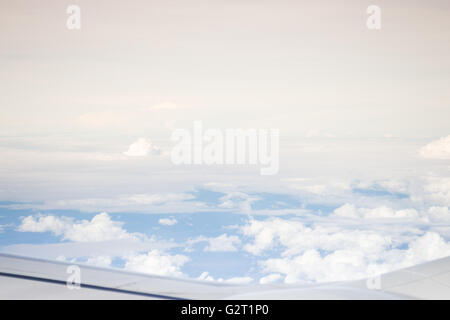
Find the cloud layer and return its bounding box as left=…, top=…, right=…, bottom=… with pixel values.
left=420, top=135, right=450, bottom=160
left=18, top=212, right=140, bottom=242
left=241, top=216, right=450, bottom=284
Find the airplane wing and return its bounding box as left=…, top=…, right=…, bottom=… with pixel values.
left=1, top=253, right=449, bottom=299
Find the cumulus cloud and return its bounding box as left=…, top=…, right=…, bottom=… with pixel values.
left=124, top=250, right=189, bottom=277
left=15, top=213, right=193, bottom=275
left=123, top=138, right=161, bottom=157
left=241, top=218, right=391, bottom=257
left=18, top=215, right=72, bottom=235
left=18, top=212, right=141, bottom=242
left=158, top=217, right=178, bottom=226
left=197, top=271, right=215, bottom=281
left=260, top=249, right=366, bottom=283
left=188, top=233, right=241, bottom=252
left=197, top=272, right=253, bottom=284
left=204, top=234, right=241, bottom=252
left=419, top=135, right=450, bottom=159
left=259, top=273, right=282, bottom=284
left=241, top=217, right=450, bottom=284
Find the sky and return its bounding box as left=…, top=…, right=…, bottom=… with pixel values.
left=0, top=0, right=449, bottom=285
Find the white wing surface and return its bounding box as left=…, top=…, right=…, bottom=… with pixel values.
left=1, top=253, right=449, bottom=299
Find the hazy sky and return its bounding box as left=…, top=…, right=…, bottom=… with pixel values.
left=0, top=0, right=449, bottom=199
left=1, top=0, right=450, bottom=139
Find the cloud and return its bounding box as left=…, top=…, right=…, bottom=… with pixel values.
left=259, top=231, right=450, bottom=284
left=14, top=213, right=191, bottom=275
left=225, top=277, right=254, bottom=284
left=218, top=192, right=261, bottom=213
left=287, top=179, right=351, bottom=197
left=126, top=193, right=192, bottom=205
left=1, top=238, right=178, bottom=264
left=332, top=204, right=421, bottom=220
left=197, top=271, right=216, bottom=281
left=187, top=233, right=241, bottom=252
left=241, top=217, right=450, bottom=284
left=354, top=179, right=409, bottom=194
left=123, top=138, right=161, bottom=157
left=18, top=215, right=72, bottom=235
left=197, top=272, right=253, bottom=284
left=158, top=217, right=178, bottom=226
left=427, top=206, right=450, bottom=222
left=18, top=212, right=141, bottom=242
left=86, top=255, right=112, bottom=268
left=422, top=177, right=450, bottom=207
left=203, top=234, right=241, bottom=252
left=13, top=192, right=199, bottom=214
left=419, top=135, right=450, bottom=159
left=259, top=273, right=282, bottom=284
left=241, top=217, right=393, bottom=257
left=124, top=250, right=189, bottom=277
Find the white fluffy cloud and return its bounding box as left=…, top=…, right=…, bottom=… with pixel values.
left=18, top=215, right=71, bottom=235
left=419, top=135, right=450, bottom=159
left=264, top=231, right=450, bottom=284
left=123, top=138, right=161, bottom=157
left=259, top=273, right=282, bottom=284
left=188, top=233, right=241, bottom=252
left=18, top=212, right=141, bottom=242
left=158, top=217, right=178, bottom=226
left=241, top=217, right=450, bottom=284
left=197, top=272, right=253, bottom=284
left=204, top=234, right=241, bottom=252
left=242, top=218, right=391, bottom=257
left=124, top=250, right=189, bottom=277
